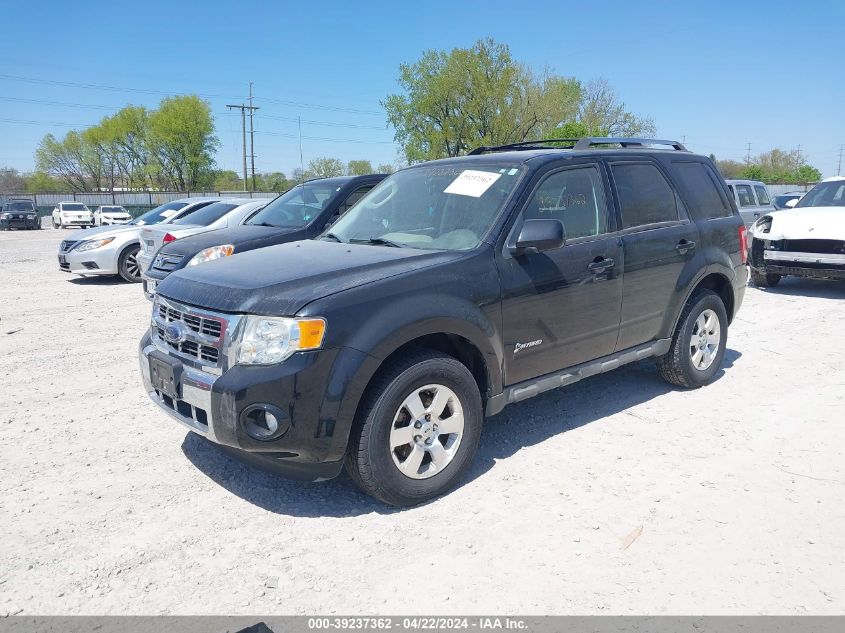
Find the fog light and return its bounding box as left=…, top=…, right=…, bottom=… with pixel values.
left=240, top=404, right=289, bottom=441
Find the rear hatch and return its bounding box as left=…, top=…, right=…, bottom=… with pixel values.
left=141, top=225, right=206, bottom=257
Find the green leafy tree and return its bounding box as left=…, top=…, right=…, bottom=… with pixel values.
left=576, top=78, right=655, bottom=137
left=377, top=163, right=396, bottom=174
left=211, top=170, right=243, bottom=190
left=306, top=157, right=345, bottom=178
left=796, top=164, right=822, bottom=183
left=35, top=132, right=96, bottom=191
left=740, top=164, right=765, bottom=181
left=714, top=159, right=745, bottom=179
left=25, top=171, right=72, bottom=192
left=256, top=172, right=289, bottom=191
left=347, top=159, right=374, bottom=175
left=384, top=38, right=581, bottom=162
left=146, top=95, right=218, bottom=190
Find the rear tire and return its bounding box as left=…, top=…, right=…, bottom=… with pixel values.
left=750, top=267, right=781, bottom=288
left=118, top=244, right=142, bottom=283
left=656, top=289, right=728, bottom=389
left=345, top=349, right=483, bottom=507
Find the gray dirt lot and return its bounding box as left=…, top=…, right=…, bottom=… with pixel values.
left=1, top=227, right=844, bottom=615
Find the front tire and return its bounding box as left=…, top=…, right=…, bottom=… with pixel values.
left=118, top=244, right=142, bottom=282
left=345, top=349, right=483, bottom=507
left=656, top=289, right=728, bottom=389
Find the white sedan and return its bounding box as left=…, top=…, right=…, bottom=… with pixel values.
left=94, top=205, right=133, bottom=226
left=748, top=177, right=845, bottom=287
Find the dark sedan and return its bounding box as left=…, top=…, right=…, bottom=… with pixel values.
left=142, top=174, right=385, bottom=296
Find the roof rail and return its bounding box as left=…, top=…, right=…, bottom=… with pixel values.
left=467, top=139, right=580, bottom=155
left=467, top=137, right=688, bottom=155
left=572, top=137, right=688, bottom=151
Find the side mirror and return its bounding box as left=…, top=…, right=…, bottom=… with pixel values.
left=510, top=219, right=565, bottom=254
left=785, top=199, right=798, bottom=208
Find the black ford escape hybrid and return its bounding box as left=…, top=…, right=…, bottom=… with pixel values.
left=139, top=138, right=747, bottom=506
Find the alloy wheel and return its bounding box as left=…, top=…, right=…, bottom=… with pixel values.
left=689, top=308, right=720, bottom=371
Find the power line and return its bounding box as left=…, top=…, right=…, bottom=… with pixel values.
left=0, top=117, right=94, bottom=127
left=258, top=113, right=388, bottom=131
left=0, top=96, right=121, bottom=111
left=255, top=95, right=382, bottom=116
left=256, top=130, right=395, bottom=145
left=0, top=73, right=242, bottom=100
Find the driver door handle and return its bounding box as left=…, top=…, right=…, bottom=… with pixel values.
left=675, top=240, right=696, bottom=255
left=588, top=258, right=615, bottom=273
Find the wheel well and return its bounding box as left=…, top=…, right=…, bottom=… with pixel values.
left=375, top=334, right=490, bottom=400
left=693, top=273, right=735, bottom=323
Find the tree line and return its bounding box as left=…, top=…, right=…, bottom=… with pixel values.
left=713, top=148, right=822, bottom=184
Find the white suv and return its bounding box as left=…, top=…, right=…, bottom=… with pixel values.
left=93, top=205, right=132, bottom=226
left=52, top=201, right=94, bottom=228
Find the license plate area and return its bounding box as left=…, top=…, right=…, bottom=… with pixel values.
left=58, top=255, right=67, bottom=264
left=149, top=351, right=182, bottom=399
left=144, top=278, right=157, bottom=294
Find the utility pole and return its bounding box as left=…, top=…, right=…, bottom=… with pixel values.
left=838, top=145, right=844, bottom=176
left=298, top=116, right=304, bottom=183
left=227, top=100, right=259, bottom=191
left=745, top=142, right=752, bottom=164
left=248, top=82, right=258, bottom=192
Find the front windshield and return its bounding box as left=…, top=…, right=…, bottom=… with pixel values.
left=8, top=201, right=35, bottom=211
left=62, top=203, right=88, bottom=211
left=101, top=206, right=126, bottom=213
left=131, top=201, right=187, bottom=226
left=246, top=182, right=346, bottom=227
left=326, top=164, right=523, bottom=250
left=172, top=201, right=237, bottom=226
left=795, top=181, right=845, bottom=208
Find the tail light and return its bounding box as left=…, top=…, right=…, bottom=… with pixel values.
left=162, top=233, right=177, bottom=244
left=738, top=225, right=748, bottom=264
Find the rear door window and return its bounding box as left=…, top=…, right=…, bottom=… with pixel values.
left=671, top=162, right=732, bottom=219
left=735, top=184, right=756, bottom=207
left=753, top=185, right=771, bottom=205
left=172, top=202, right=237, bottom=226
left=610, top=163, right=679, bottom=229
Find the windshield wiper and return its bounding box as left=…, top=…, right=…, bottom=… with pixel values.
left=349, top=237, right=402, bottom=248
left=252, top=221, right=283, bottom=228
left=322, top=232, right=345, bottom=243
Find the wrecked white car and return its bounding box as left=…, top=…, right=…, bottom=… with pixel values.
left=748, top=177, right=845, bottom=287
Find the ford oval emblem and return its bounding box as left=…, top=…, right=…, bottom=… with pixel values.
left=164, top=322, right=186, bottom=344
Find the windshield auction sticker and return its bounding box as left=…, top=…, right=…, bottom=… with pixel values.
left=444, top=170, right=502, bottom=197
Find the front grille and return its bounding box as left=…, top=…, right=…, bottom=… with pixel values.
left=780, top=239, right=845, bottom=255
left=59, top=240, right=78, bottom=253
left=153, top=299, right=226, bottom=367
left=152, top=253, right=185, bottom=272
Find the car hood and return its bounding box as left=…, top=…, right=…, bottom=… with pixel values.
left=753, top=206, right=845, bottom=241
left=157, top=239, right=466, bottom=315
left=68, top=224, right=141, bottom=241
left=157, top=224, right=301, bottom=257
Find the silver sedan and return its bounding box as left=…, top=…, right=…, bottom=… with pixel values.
left=57, top=197, right=219, bottom=282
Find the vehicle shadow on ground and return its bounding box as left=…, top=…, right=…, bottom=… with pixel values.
left=67, top=276, right=128, bottom=287
left=750, top=277, right=845, bottom=300
left=182, top=349, right=741, bottom=518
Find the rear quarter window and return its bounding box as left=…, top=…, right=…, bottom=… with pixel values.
left=735, top=184, right=756, bottom=207
left=672, top=162, right=733, bottom=219
left=754, top=185, right=771, bottom=205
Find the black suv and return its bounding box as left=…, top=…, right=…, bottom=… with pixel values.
left=142, top=175, right=385, bottom=291
left=139, top=138, right=747, bottom=506
left=1, top=198, right=41, bottom=230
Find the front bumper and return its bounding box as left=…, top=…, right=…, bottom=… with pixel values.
left=137, top=251, right=153, bottom=275
left=138, top=331, right=360, bottom=482
left=760, top=250, right=845, bottom=280
left=1, top=216, right=38, bottom=229
left=101, top=218, right=132, bottom=225
left=59, top=243, right=121, bottom=275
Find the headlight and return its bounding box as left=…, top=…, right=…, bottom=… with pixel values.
left=0, top=213, right=9, bottom=219
left=187, top=244, right=235, bottom=267
left=76, top=237, right=115, bottom=252
left=236, top=316, right=326, bottom=365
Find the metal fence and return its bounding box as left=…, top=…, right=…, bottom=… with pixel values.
left=2, top=191, right=280, bottom=217
left=767, top=183, right=816, bottom=196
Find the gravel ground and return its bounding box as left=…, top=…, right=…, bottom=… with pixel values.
left=1, top=227, right=844, bottom=616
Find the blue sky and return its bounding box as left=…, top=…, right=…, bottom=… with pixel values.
left=1, top=0, right=843, bottom=178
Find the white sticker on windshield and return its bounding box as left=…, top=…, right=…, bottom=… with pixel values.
left=444, top=170, right=502, bottom=198
left=160, top=210, right=177, bottom=218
